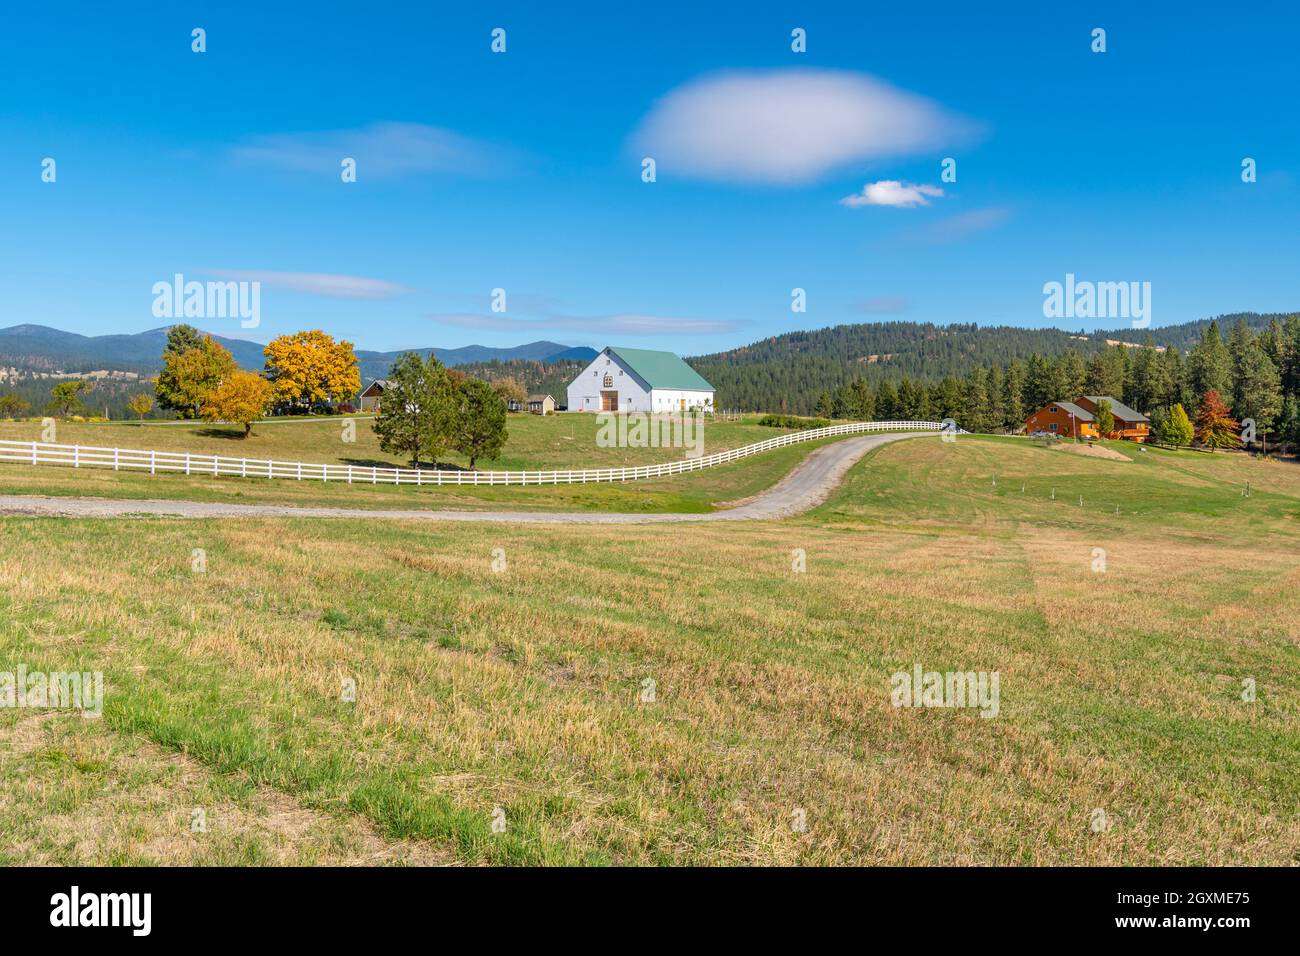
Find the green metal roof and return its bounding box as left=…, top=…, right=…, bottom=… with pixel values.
left=607, top=346, right=714, bottom=391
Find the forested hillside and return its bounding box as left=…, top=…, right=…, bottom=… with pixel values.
left=685, top=314, right=1291, bottom=414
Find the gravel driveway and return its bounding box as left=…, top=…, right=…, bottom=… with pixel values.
left=0, top=431, right=922, bottom=524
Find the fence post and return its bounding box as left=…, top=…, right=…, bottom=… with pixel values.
left=31, top=442, right=36, bottom=466
left=113, top=447, right=119, bottom=471
left=73, top=445, right=79, bottom=468
left=184, top=452, right=190, bottom=475
left=151, top=450, right=156, bottom=474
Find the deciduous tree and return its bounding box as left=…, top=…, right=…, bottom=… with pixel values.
left=47, top=380, right=88, bottom=418
left=453, top=378, right=508, bottom=469
left=1156, top=403, right=1194, bottom=446
left=202, top=370, right=274, bottom=436
left=263, top=330, right=361, bottom=412
left=373, top=352, right=456, bottom=467
left=156, top=335, right=236, bottom=418
left=1193, top=390, right=1241, bottom=450
left=0, top=393, right=30, bottom=419
left=126, top=393, right=154, bottom=420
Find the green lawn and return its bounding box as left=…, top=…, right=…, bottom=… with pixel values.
left=0, top=434, right=848, bottom=513
left=0, top=413, right=779, bottom=471
left=1, top=435, right=1295, bottom=865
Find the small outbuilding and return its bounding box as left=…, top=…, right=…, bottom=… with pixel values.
left=527, top=394, right=556, bottom=415
left=358, top=379, right=389, bottom=413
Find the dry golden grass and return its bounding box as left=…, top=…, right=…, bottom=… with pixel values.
left=0, top=435, right=1295, bottom=865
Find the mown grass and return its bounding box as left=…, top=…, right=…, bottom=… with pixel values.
left=0, top=413, right=777, bottom=472
left=0, top=435, right=846, bottom=514
left=0, top=435, right=1295, bottom=865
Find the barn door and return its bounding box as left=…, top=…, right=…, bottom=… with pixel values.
left=600, top=391, right=618, bottom=411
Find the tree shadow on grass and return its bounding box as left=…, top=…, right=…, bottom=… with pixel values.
left=340, top=457, right=472, bottom=472
left=195, top=427, right=251, bottom=440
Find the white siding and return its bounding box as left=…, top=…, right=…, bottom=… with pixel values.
left=566, top=348, right=714, bottom=413
left=566, top=349, right=651, bottom=411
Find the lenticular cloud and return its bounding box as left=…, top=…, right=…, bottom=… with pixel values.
left=631, top=69, right=978, bottom=185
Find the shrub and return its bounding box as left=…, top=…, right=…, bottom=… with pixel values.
left=757, top=414, right=832, bottom=430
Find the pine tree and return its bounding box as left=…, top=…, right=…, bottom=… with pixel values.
left=1232, top=334, right=1282, bottom=437
left=963, top=367, right=992, bottom=432
left=1188, top=320, right=1232, bottom=402
left=1084, top=346, right=1126, bottom=397
left=1003, top=360, right=1026, bottom=430
left=848, top=378, right=874, bottom=420
left=1059, top=350, right=1087, bottom=398
left=1024, top=354, right=1052, bottom=410
left=874, top=381, right=898, bottom=420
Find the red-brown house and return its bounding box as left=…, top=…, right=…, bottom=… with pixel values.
left=1025, top=401, right=1099, bottom=439
left=1075, top=395, right=1150, bottom=441
left=1024, top=395, right=1150, bottom=441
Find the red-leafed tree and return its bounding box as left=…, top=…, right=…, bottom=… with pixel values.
left=1194, top=390, right=1241, bottom=450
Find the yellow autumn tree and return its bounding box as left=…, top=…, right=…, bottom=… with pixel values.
left=202, top=370, right=274, bottom=436
left=262, top=330, right=361, bottom=413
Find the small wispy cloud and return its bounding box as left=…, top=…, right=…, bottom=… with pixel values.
left=840, top=181, right=944, bottom=208
left=900, top=207, right=1011, bottom=243
left=427, top=312, right=738, bottom=335
left=203, top=270, right=411, bottom=299
left=230, top=121, right=509, bottom=178
left=630, top=69, right=980, bottom=185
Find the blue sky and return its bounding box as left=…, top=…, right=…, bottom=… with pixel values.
left=3, top=0, right=1297, bottom=353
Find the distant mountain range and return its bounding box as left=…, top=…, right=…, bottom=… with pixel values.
left=0, top=325, right=597, bottom=382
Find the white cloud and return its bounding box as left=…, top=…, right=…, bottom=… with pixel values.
left=840, top=181, right=944, bottom=208
left=203, top=270, right=411, bottom=299
left=428, top=312, right=737, bottom=335
left=231, top=121, right=508, bottom=178
left=631, top=69, right=978, bottom=184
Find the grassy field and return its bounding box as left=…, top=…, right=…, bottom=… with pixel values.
left=0, top=435, right=1296, bottom=865
left=0, top=413, right=778, bottom=471
left=0, top=413, right=829, bottom=513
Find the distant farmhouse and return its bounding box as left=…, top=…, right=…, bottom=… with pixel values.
left=1025, top=395, right=1150, bottom=441
left=566, top=346, right=714, bottom=413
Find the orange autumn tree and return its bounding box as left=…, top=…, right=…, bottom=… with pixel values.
left=202, top=370, right=274, bottom=436
left=1193, top=389, right=1241, bottom=450
left=263, top=330, right=361, bottom=413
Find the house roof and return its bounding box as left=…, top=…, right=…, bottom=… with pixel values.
left=607, top=346, right=714, bottom=392
left=361, top=379, right=390, bottom=395
left=1051, top=401, right=1094, bottom=421
left=1083, top=395, right=1149, bottom=423
left=527, top=394, right=553, bottom=403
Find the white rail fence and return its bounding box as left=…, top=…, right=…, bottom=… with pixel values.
left=0, top=421, right=947, bottom=488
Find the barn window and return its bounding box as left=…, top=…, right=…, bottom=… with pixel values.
left=603, top=374, right=613, bottom=387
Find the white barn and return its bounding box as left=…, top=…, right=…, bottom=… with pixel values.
left=566, top=346, right=715, bottom=413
